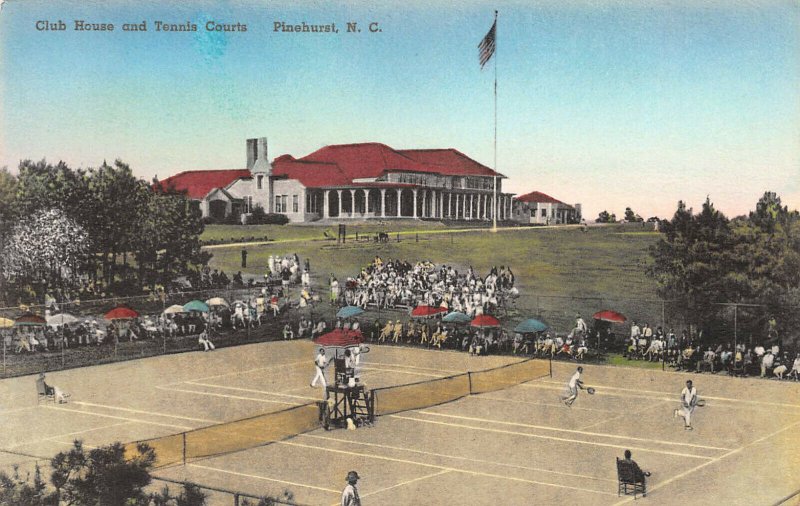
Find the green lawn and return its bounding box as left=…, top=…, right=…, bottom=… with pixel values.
left=207, top=223, right=667, bottom=333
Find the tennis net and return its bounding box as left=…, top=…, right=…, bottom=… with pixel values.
left=372, top=357, right=550, bottom=416
left=126, top=403, right=322, bottom=468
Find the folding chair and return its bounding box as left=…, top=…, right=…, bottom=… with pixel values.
left=617, top=458, right=647, bottom=498
left=36, top=380, right=55, bottom=404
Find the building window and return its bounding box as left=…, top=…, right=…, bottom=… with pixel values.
left=257, top=175, right=263, bottom=190
left=292, top=195, right=299, bottom=213
left=243, top=196, right=253, bottom=213
left=275, top=195, right=288, bottom=213
left=540, top=208, right=547, bottom=217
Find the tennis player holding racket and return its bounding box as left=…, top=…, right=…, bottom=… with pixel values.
left=562, top=366, right=585, bottom=407
left=674, top=380, right=698, bottom=430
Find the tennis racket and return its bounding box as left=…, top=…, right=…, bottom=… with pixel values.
left=696, top=399, right=706, bottom=407
left=587, top=387, right=596, bottom=395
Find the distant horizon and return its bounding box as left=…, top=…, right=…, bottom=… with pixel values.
left=2, top=0, right=798, bottom=220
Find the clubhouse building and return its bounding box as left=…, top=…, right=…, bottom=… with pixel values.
left=513, top=191, right=582, bottom=225
left=158, top=137, right=515, bottom=223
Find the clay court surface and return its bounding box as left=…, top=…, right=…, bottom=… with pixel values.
left=1, top=341, right=799, bottom=505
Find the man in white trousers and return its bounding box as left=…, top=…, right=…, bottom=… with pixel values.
left=311, top=348, right=328, bottom=388
left=674, top=379, right=697, bottom=430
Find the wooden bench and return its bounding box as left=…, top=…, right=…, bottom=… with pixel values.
left=617, top=457, right=647, bottom=498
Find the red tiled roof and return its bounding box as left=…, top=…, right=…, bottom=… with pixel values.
left=516, top=191, right=569, bottom=205
left=156, top=169, right=250, bottom=200
left=299, top=143, right=433, bottom=180
left=272, top=159, right=351, bottom=188
left=398, top=149, right=503, bottom=177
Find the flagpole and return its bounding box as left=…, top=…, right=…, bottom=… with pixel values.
left=492, top=10, right=498, bottom=233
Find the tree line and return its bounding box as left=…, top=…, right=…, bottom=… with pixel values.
left=648, top=192, right=800, bottom=343
left=0, top=160, right=210, bottom=305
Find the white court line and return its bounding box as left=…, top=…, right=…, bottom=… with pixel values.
left=360, top=366, right=445, bottom=378
left=42, top=404, right=192, bottom=430
left=612, top=419, right=800, bottom=505
left=159, top=360, right=308, bottom=386
left=368, top=361, right=465, bottom=374
left=579, top=400, right=669, bottom=431
left=184, top=382, right=320, bottom=402
left=537, top=379, right=800, bottom=409
left=356, top=469, right=452, bottom=502
left=301, top=434, right=617, bottom=483
left=278, top=440, right=617, bottom=496
left=471, top=394, right=618, bottom=413
left=156, top=386, right=302, bottom=406
left=187, top=463, right=339, bottom=494
left=7, top=421, right=132, bottom=450
left=412, top=410, right=732, bottom=451
left=390, top=415, right=714, bottom=460
left=70, top=401, right=221, bottom=424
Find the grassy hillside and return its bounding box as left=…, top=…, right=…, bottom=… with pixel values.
left=206, top=223, right=665, bottom=333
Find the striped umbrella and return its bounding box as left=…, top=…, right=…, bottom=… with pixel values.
left=14, top=314, right=47, bottom=327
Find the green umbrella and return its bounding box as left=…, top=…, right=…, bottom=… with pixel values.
left=514, top=318, right=549, bottom=334
left=183, top=300, right=210, bottom=313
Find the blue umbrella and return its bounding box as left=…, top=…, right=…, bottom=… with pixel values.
left=336, top=306, right=364, bottom=319
left=442, top=312, right=471, bottom=324
left=183, top=300, right=210, bottom=313
left=514, top=318, right=549, bottom=334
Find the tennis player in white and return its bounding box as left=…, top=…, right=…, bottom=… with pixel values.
left=562, top=366, right=584, bottom=407
left=674, top=379, right=697, bottom=430
left=311, top=348, right=328, bottom=388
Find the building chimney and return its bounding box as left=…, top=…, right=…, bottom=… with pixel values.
left=246, top=137, right=269, bottom=172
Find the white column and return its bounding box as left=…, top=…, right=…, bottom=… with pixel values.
left=380, top=189, right=386, bottom=217
left=323, top=191, right=329, bottom=219
left=337, top=190, right=342, bottom=217
left=447, top=193, right=452, bottom=218
left=397, top=190, right=402, bottom=217
left=421, top=191, right=426, bottom=218
left=350, top=189, right=356, bottom=218
left=413, top=189, right=418, bottom=218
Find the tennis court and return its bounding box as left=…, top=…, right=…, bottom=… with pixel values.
left=2, top=340, right=799, bottom=505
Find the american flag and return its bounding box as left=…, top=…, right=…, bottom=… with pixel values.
left=478, top=19, right=496, bottom=69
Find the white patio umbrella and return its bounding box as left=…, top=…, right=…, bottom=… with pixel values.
left=163, top=304, right=186, bottom=315
left=46, top=313, right=78, bottom=328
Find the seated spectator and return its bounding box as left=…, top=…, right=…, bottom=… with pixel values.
left=283, top=324, right=294, bottom=340
left=773, top=358, right=787, bottom=380
left=789, top=353, right=800, bottom=381
left=36, top=373, right=70, bottom=403
left=622, top=449, right=651, bottom=483
left=198, top=330, right=215, bottom=351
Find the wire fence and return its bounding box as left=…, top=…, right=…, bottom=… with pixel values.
left=0, top=282, right=796, bottom=379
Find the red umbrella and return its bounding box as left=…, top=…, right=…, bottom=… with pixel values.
left=104, top=306, right=140, bottom=320
left=312, top=329, right=364, bottom=347
left=470, top=315, right=501, bottom=328
left=410, top=305, right=447, bottom=318
left=593, top=310, right=627, bottom=323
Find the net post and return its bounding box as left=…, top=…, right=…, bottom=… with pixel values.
left=234, top=493, right=240, bottom=506
left=182, top=432, right=187, bottom=466
left=549, top=357, right=552, bottom=377
left=467, top=371, right=474, bottom=394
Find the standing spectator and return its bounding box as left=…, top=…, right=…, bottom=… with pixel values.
left=241, top=249, right=247, bottom=268
left=761, top=349, right=775, bottom=377
left=341, top=471, right=361, bottom=506
left=330, top=275, right=340, bottom=305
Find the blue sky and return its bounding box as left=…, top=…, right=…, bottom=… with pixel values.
left=1, top=0, right=798, bottom=219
